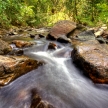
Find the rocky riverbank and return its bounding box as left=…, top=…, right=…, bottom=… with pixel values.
left=1, top=20, right=108, bottom=84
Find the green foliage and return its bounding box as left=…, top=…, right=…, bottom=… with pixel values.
left=97, top=3, right=108, bottom=23
left=19, top=5, right=35, bottom=26
left=0, top=0, right=108, bottom=28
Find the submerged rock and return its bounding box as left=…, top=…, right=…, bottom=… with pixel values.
left=72, top=40, right=108, bottom=83
left=0, top=39, right=12, bottom=55
left=30, top=89, right=55, bottom=108
left=47, top=20, right=77, bottom=43
left=0, top=55, right=42, bottom=86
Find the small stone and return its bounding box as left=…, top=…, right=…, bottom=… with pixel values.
left=12, top=40, right=35, bottom=48
left=39, top=34, right=45, bottom=38
left=48, top=42, right=57, bottom=50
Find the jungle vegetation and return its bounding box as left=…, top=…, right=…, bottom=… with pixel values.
left=0, top=0, right=108, bottom=28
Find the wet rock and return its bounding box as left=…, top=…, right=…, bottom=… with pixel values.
left=30, top=89, right=41, bottom=108
left=47, top=34, right=56, bottom=40
left=30, top=89, right=55, bottom=108
left=0, top=55, right=42, bottom=86
left=12, top=40, right=36, bottom=48
left=72, top=40, right=108, bottom=83
left=0, top=39, right=12, bottom=55
left=48, top=42, right=57, bottom=50
left=47, top=20, right=77, bottom=43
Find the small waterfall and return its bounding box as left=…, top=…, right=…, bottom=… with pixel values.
left=0, top=40, right=108, bottom=108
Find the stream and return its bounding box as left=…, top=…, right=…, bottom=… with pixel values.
left=0, top=39, right=108, bottom=108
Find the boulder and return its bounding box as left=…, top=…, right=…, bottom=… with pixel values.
left=72, top=40, right=108, bottom=83
left=46, top=20, right=77, bottom=43
left=0, top=39, right=12, bottom=55
left=0, top=55, right=43, bottom=86
left=12, top=40, right=36, bottom=48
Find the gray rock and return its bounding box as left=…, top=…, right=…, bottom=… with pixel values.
left=74, top=30, right=95, bottom=41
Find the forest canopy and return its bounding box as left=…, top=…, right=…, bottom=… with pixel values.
left=0, top=0, right=108, bottom=28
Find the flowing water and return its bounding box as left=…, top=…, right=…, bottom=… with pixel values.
left=0, top=39, right=108, bottom=108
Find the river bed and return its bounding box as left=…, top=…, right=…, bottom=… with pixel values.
left=0, top=38, right=108, bottom=108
